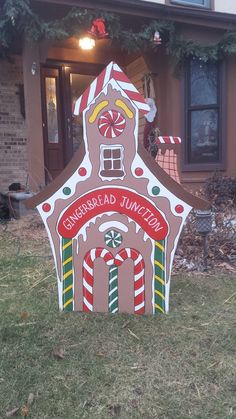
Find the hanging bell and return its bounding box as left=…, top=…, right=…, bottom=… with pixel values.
left=88, top=18, right=109, bottom=39
left=87, top=22, right=97, bottom=37
left=153, top=31, right=162, bottom=45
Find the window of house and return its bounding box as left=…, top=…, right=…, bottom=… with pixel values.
left=100, top=145, right=125, bottom=178
left=45, top=77, right=59, bottom=143
left=170, top=0, right=211, bottom=8
left=185, top=57, right=224, bottom=169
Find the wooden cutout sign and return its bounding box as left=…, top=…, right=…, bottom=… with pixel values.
left=26, top=62, right=210, bottom=314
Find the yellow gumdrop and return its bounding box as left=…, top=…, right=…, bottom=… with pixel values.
left=115, top=99, right=134, bottom=119
left=89, top=100, right=109, bottom=123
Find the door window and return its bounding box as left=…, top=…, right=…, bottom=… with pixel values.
left=42, top=67, right=64, bottom=181
left=45, top=77, right=59, bottom=143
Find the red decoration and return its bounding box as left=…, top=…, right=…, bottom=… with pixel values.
left=58, top=187, right=168, bottom=240
left=135, top=168, right=144, bottom=177
left=88, top=18, right=109, bottom=39
left=153, top=31, right=162, bottom=46
left=78, top=167, right=87, bottom=176
left=175, top=205, right=184, bottom=214
left=42, top=203, right=51, bottom=212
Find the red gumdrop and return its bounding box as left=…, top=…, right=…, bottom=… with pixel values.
left=175, top=204, right=184, bottom=214
left=78, top=167, right=87, bottom=176
left=135, top=167, right=143, bottom=176
left=42, top=203, right=51, bottom=212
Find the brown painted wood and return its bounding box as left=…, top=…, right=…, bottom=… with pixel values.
left=25, top=141, right=85, bottom=208
left=25, top=138, right=210, bottom=209
left=138, top=144, right=210, bottom=209
left=23, top=40, right=46, bottom=189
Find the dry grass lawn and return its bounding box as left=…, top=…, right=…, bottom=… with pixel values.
left=0, top=216, right=235, bottom=418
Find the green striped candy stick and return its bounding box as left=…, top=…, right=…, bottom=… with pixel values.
left=154, top=240, right=166, bottom=314
left=62, top=237, right=74, bottom=311
left=108, top=264, right=118, bottom=313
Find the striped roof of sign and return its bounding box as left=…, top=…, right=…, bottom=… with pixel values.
left=157, top=136, right=182, bottom=144
left=73, top=61, right=150, bottom=116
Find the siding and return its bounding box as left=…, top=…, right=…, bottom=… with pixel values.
left=126, top=57, right=149, bottom=145
left=215, top=0, right=236, bottom=14
left=139, top=0, right=236, bottom=14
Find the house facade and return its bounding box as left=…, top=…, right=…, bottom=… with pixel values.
left=1, top=0, right=236, bottom=193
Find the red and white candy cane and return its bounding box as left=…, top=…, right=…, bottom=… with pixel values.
left=156, top=136, right=181, bottom=144
left=83, top=248, right=114, bottom=312
left=73, top=62, right=150, bottom=117
left=115, top=248, right=145, bottom=314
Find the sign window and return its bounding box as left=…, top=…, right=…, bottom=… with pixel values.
left=100, top=145, right=125, bottom=178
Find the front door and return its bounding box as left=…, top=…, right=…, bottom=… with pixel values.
left=41, top=63, right=103, bottom=182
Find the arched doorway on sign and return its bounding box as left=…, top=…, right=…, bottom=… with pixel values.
left=82, top=247, right=145, bottom=314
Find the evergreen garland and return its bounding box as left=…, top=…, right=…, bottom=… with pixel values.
left=1, top=0, right=236, bottom=67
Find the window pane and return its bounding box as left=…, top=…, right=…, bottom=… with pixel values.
left=171, top=0, right=210, bottom=6
left=45, top=77, right=59, bottom=143
left=189, top=109, right=219, bottom=163
left=190, top=58, right=217, bottom=106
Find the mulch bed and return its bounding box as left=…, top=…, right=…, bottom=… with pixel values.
left=174, top=206, right=236, bottom=274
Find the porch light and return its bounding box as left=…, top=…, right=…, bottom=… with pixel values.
left=78, top=36, right=95, bottom=50
left=78, top=18, right=108, bottom=51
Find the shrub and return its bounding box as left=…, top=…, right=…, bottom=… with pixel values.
left=204, top=173, right=236, bottom=208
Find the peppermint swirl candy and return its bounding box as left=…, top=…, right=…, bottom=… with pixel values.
left=98, top=110, right=126, bottom=138
left=104, top=230, right=123, bottom=248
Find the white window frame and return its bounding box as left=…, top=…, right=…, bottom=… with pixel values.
left=99, top=144, right=125, bottom=180
left=170, top=0, right=211, bottom=9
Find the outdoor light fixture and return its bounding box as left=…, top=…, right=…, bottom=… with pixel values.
left=195, top=210, right=212, bottom=271
left=78, top=18, right=108, bottom=51
left=78, top=36, right=96, bottom=50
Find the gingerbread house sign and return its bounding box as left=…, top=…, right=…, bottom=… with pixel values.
left=27, top=62, right=209, bottom=314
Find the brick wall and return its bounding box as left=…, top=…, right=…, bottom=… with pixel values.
left=0, top=55, right=28, bottom=191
